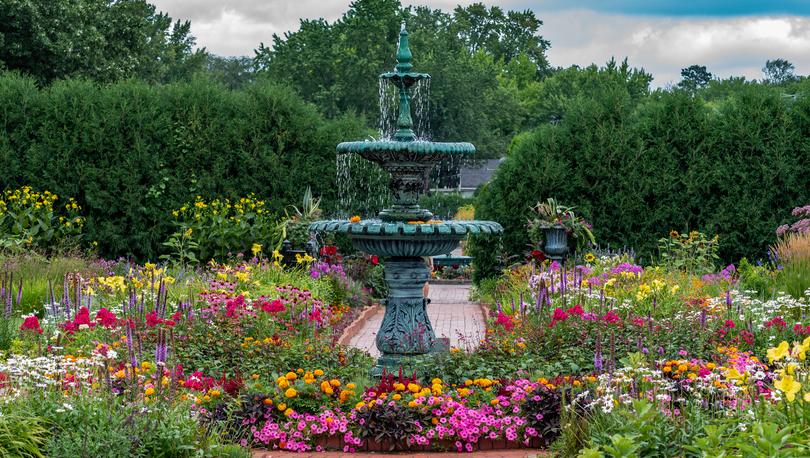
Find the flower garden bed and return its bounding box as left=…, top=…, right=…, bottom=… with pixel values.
left=1, top=188, right=810, bottom=457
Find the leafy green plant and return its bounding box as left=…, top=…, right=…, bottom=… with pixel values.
left=0, top=411, right=48, bottom=458
left=354, top=402, right=431, bottom=450
left=167, top=195, right=284, bottom=264
left=160, top=227, right=199, bottom=267
left=0, top=187, right=84, bottom=254
left=657, top=230, right=719, bottom=274
left=283, top=187, right=322, bottom=249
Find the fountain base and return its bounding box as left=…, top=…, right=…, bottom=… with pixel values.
left=370, top=257, right=446, bottom=377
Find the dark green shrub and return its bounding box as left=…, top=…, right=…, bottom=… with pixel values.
left=467, top=234, right=504, bottom=285
left=0, top=73, right=366, bottom=260
left=477, top=72, right=810, bottom=262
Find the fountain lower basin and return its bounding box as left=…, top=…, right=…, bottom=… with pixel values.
left=309, top=219, right=502, bottom=257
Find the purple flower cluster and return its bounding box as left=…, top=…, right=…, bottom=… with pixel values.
left=701, top=264, right=737, bottom=285
left=310, top=261, right=346, bottom=280
left=776, top=205, right=810, bottom=236
left=610, top=263, right=643, bottom=276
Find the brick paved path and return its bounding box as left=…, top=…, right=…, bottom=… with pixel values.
left=347, top=283, right=486, bottom=357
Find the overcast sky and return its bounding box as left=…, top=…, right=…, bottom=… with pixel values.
left=150, top=0, right=810, bottom=87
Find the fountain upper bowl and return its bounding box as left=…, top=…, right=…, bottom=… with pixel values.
left=336, top=140, right=475, bottom=156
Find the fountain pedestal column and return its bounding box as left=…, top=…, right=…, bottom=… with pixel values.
left=372, top=256, right=446, bottom=376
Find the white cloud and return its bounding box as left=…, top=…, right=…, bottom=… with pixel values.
left=541, top=10, right=810, bottom=86
left=151, top=1, right=810, bottom=86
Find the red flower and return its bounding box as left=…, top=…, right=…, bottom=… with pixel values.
left=74, top=306, right=93, bottom=327
left=260, top=299, right=286, bottom=313
left=552, top=308, right=569, bottom=321
left=549, top=308, right=569, bottom=328
left=566, top=304, right=584, bottom=316
left=765, top=316, right=787, bottom=328
left=320, top=245, right=338, bottom=256
left=530, top=250, right=546, bottom=262
left=308, top=308, right=323, bottom=324
left=370, top=255, right=379, bottom=266
left=495, top=311, right=515, bottom=331
left=95, top=308, right=118, bottom=328
left=145, top=311, right=163, bottom=327
left=20, top=315, right=43, bottom=334
left=723, top=319, right=735, bottom=329
left=602, top=310, right=621, bottom=324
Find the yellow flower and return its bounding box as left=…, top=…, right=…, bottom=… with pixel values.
left=407, top=383, right=420, bottom=393
left=584, top=253, right=595, bottom=263
left=144, top=387, right=155, bottom=396
left=285, top=388, right=297, bottom=398
left=285, top=372, right=297, bottom=381
left=774, top=375, right=802, bottom=402
left=349, top=215, right=361, bottom=223
left=314, top=369, right=324, bottom=377
left=251, top=243, right=262, bottom=257
left=768, top=341, right=791, bottom=363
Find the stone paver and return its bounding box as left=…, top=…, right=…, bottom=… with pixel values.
left=347, top=284, right=485, bottom=357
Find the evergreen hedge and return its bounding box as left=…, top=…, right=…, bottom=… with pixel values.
left=477, top=81, right=810, bottom=263
left=0, top=73, right=365, bottom=259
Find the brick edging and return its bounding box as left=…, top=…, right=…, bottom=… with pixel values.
left=337, top=304, right=382, bottom=346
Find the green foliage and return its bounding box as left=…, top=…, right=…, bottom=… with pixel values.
left=477, top=64, right=810, bottom=263
left=656, top=230, right=719, bottom=274
left=418, top=192, right=472, bottom=220
left=0, top=410, right=48, bottom=458
left=467, top=234, right=504, bottom=285
left=283, top=187, right=323, bottom=249
left=0, top=0, right=207, bottom=84
left=678, top=65, right=713, bottom=91
left=737, top=257, right=775, bottom=297
left=0, top=187, right=84, bottom=253
left=165, top=195, right=284, bottom=264
left=7, top=394, right=234, bottom=458
left=0, top=73, right=366, bottom=259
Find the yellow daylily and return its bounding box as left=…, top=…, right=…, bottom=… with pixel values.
left=768, top=341, right=790, bottom=363
left=774, top=374, right=802, bottom=402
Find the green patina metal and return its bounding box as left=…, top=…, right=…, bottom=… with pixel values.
left=309, top=23, right=503, bottom=376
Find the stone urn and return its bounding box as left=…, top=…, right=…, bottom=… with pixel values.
left=542, top=225, right=569, bottom=262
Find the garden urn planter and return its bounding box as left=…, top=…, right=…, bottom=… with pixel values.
left=543, top=225, right=569, bottom=262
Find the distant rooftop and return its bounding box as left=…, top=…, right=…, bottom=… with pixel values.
left=458, top=158, right=504, bottom=190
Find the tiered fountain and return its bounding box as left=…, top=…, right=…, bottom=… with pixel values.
left=310, top=24, right=503, bottom=376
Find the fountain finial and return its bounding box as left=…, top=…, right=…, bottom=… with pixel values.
left=395, top=22, right=413, bottom=74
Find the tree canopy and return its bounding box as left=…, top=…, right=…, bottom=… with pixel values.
left=253, top=0, right=551, bottom=158
left=0, top=0, right=207, bottom=84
